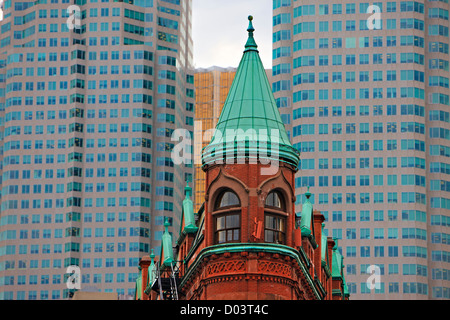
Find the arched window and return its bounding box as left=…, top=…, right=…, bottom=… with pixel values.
left=265, top=191, right=283, bottom=210
left=264, top=190, right=286, bottom=244
left=214, top=189, right=241, bottom=244
left=215, top=190, right=240, bottom=209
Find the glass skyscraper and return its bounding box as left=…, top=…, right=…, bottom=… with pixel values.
left=0, top=0, right=194, bottom=299
left=272, top=0, right=449, bottom=299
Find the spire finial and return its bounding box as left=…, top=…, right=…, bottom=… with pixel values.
left=185, top=181, right=192, bottom=198
left=305, top=186, right=311, bottom=199
left=247, top=15, right=254, bottom=33
left=164, top=217, right=170, bottom=232
left=333, top=238, right=339, bottom=250
left=150, top=248, right=155, bottom=259
left=245, top=15, right=258, bottom=51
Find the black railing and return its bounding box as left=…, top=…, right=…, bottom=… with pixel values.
left=151, top=262, right=182, bottom=300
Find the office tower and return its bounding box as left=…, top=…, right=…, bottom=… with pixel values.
left=193, top=66, right=236, bottom=212
left=272, top=0, right=450, bottom=299
left=0, top=0, right=194, bottom=300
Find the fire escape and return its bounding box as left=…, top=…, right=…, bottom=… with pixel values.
left=149, top=262, right=181, bottom=300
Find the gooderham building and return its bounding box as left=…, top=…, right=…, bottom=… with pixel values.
left=135, top=16, right=349, bottom=301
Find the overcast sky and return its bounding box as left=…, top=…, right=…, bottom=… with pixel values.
left=192, top=0, right=272, bottom=69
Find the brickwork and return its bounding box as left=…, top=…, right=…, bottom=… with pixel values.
left=139, top=160, right=348, bottom=300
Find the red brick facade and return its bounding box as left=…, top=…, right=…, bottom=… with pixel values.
left=139, top=161, right=348, bottom=300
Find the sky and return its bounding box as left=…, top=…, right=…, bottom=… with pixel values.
left=192, top=0, right=272, bottom=69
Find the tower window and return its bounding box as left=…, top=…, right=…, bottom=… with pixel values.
left=264, top=190, right=286, bottom=244
left=264, top=214, right=286, bottom=244
left=265, top=191, right=283, bottom=209
left=215, top=190, right=240, bottom=209
left=214, top=189, right=241, bottom=244
left=215, top=213, right=240, bottom=244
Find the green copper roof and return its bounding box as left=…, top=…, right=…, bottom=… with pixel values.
left=147, top=249, right=156, bottom=286
left=201, top=16, right=300, bottom=169
left=331, top=239, right=343, bottom=279
left=321, top=224, right=327, bottom=262
left=299, top=187, right=313, bottom=236
left=134, top=265, right=142, bottom=300
left=331, top=240, right=350, bottom=298
left=161, top=217, right=175, bottom=267
left=181, top=182, right=198, bottom=234
left=144, top=249, right=156, bottom=296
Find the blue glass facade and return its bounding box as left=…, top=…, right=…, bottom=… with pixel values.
left=273, top=0, right=450, bottom=299
left=0, top=0, right=194, bottom=299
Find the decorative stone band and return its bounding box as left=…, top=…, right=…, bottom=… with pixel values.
left=180, top=243, right=321, bottom=300
left=206, top=260, right=246, bottom=276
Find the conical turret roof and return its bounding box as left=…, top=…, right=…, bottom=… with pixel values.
left=201, top=16, right=299, bottom=169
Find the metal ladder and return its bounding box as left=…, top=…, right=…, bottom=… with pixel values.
left=169, top=263, right=179, bottom=300
left=154, top=263, right=179, bottom=300
left=155, top=263, right=164, bottom=300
